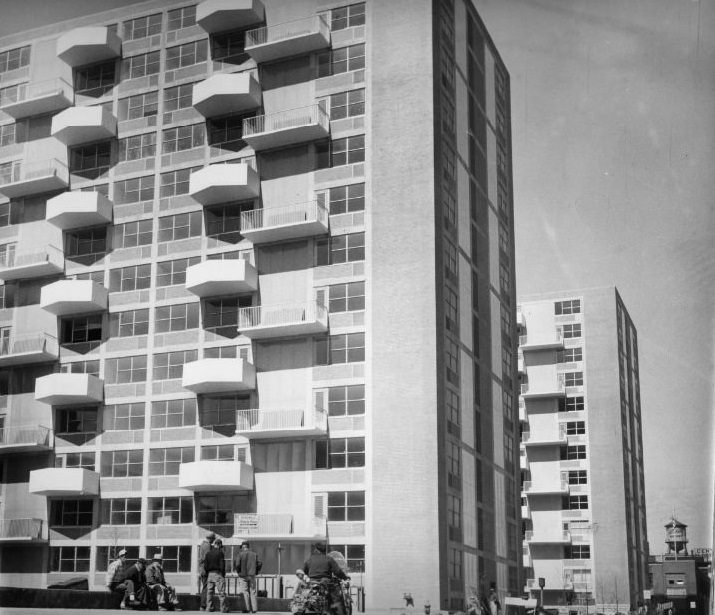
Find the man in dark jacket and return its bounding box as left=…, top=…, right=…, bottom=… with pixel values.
left=303, top=543, right=349, bottom=615
left=119, top=558, right=149, bottom=609
left=146, top=553, right=181, bottom=611
left=204, top=538, right=227, bottom=613
left=199, top=532, right=216, bottom=610
left=233, top=541, right=262, bottom=613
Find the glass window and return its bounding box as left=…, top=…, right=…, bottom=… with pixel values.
left=162, top=123, right=205, bottom=153
left=145, top=545, right=192, bottom=573
left=113, top=219, right=153, bottom=248
left=561, top=445, right=587, bottom=460
left=563, top=396, right=585, bottom=412
left=568, top=470, right=588, bottom=485
left=317, top=44, right=365, bottom=77
left=0, top=123, right=17, bottom=147
left=149, top=446, right=195, bottom=475
left=330, top=3, right=365, bottom=30
left=327, top=491, right=365, bottom=521
left=565, top=421, right=585, bottom=435
left=0, top=46, right=31, bottom=74
left=158, top=211, right=202, bottom=242
left=109, top=309, right=149, bottom=338
left=151, top=398, right=197, bottom=429
left=328, top=281, right=365, bottom=312
left=153, top=349, right=198, bottom=380
left=201, top=396, right=248, bottom=430
left=60, top=360, right=99, bottom=376
left=565, top=545, right=591, bottom=559
left=555, top=299, right=581, bottom=315
left=123, top=13, right=162, bottom=40
left=559, top=347, right=583, bottom=363
left=121, top=51, right=161, bottom=80
left=75, top=61, right=116, bottom=96
left=56, top=408, right=97, bottom=434
left=327, top=89, right=365, bottom=120
left=204, top=296, right=250, bottom=331
left=57, top=451, right=95, bottom=470
left=101, top=449, right=144, bottom=477
left=148, top=497, right=192, bottom=524
left=60, top=315, right=102, bottom=346
left=315, top=233, right=365, bottom=266
left=168, top=5, right=197, bottom=31
left=118, top=132, right=156, bottom=161
left=326, top=183, right=364, bottom=215
left=114, top=175, right=155, bottom=204
left=156, top=257, right=200, bottom=287
left=328, top=544, right=365, bottom=573
left=70, top=142, right=111, bottom=176
left=316, top=437, right=365, bottom=469
left=208, top=115, right=244, bottom=152
left=327, top=385, right=365, bottom=417
left=65, top=227, right=107, bottom=257
left=565, top=372, right=583, bottom=387
left=212, top=31, right=245, bottom=63
left=109, top=264, right=151, bottom=292
left=155, top=302, right=199, bottom=333
left=50, top=546, right=90, bottom=572
left=566, top=495, right=589, bottom=510
left=50, top=500, right=93, bottom=526
left=101, top=498, right=142, bottom=525
left=562, top=323, right=582, bottom=339
left=103, top=403, right=145, bottom=431
left=164, top=83, right=194, bottom=113
left=205, top=203, right=246, bottom=241
left=330, top=135, right=365, bottom=166
left=118, top=92, right=159, bottom=121
left=197, top=494, right=245, bottom=525
left=104, top=355, right=148, bottom=384
left=96, top=546, right=140, bottom=571
left=166, top=40, right=208, bottom=70
left=314, top=333, right=365, bottom=365
left=200, top=444, right=237, bottom=461
left=160, top=167, right=198, bottom=197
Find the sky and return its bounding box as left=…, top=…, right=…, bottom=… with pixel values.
left=0, top=0, right=712, bottom=551
left=475, top=0, right=715, bottom=549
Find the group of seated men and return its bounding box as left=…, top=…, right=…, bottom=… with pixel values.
left=106, top=549, right=181, bottom=611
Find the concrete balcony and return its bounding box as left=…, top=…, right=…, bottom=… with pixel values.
left=524, top=530, right=571, bottom=545
left=521, top=424, right=568, bottom=447
left=242, top=104, right=329, bottom=151
left=240, top=201, right=328, bottom=244
left=0, top=333, right=58, bottom=367
left=29, top=467, right=100, bottom=497
left=51, top=106, right=117, bottom=147
left=46, top=191, right=113, bottom=230
left=40, top=280, right=108, bottom=316
left=178, top=460, right=253, bottom=492
left=185, top=259, right=258, bottom=298
left=193, top=73, right=261, bottom=118
left=522, top=479, right=569, bottom=496
left=0, top=78, right=73, bottom=120
left=519, top=329, right=564, bottom=351
left=0, top=159, right=69, bottom=199
left=235, top=408, right=327, bottom=439
left=238, top=301, right=328, bottom=339
left=197, top=0, right=265, bottom=34
left=0, top=518, right=45, bottom=543
left=0, top=245, right=64, bottom=281
left=0, top=425, right=53, bottom=454
left=56, top=26, right=122, bottom=67
left=182, top=358, right=256, bottom=394
left=516, top=306, right=525, bottom=328
left=521, top=501, right=530, bottom=519
left=245, top=15, right=330, bottom=64
left=35, top=373, right=104, bottom=406
left=518, top=397, right=526, bottom=422
left=189, top=163, right=260, bottom=205
left=520, top=374, right=566, bottom=399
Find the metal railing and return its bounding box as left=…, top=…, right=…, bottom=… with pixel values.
left=245, top=14, right=329, bottom=48
left=0, top=78, right=72, bottom=108
left=522, top=479, right=569, bottom=493
left=520, top=373, right=566, bottom=395
left=0, top=425, right=52, bottom=447
left=238, top=301, right=327, bottom=329
left=0, top=518, right=44, bottom=540
left=235, top=408, right=327, bottom=432
left=0, top=332, right=58, bottom=358
left=521, top=423, right=567, bottom=444
left=525, top=530, right=571, bottom=542
left=240, top=201, right=327, bottom=232
left=243, top=104, right=329, bottom=137
left=233, top=513, right=293, bottom=536
left=519, top=328, right=563, bottom=347
left=0, top=159, right=68, bottom=187
left=0, top=244, right=64, bottom=270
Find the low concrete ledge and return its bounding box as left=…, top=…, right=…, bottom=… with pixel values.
left=0, top=586, right=291, bottom=611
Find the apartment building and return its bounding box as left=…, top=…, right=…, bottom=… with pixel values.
left=518, top=287, right=649, bottom=613
left=0, top=0, right=519, bottom=609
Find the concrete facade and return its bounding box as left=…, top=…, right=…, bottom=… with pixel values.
left=518, top=287, right=649, bottom=613
left=0, top=0, right=519, bottom=610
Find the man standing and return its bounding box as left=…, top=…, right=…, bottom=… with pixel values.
left=204, top=538, right=227, bottom=613
left=199, top=532, right=216, bottom=611
left=120, top=557, right=149, bottom=609
left=106, top=549, right=128, bottom=607
left=146, top=553, right=181, bottom=611
left=303, top=543, right=349, bottom=615
left=234, top=541, right=262, bottom=613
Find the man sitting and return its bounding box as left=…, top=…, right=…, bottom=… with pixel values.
left=146, top=553, right=181, bottom=611
left=119, top=557, right=149, bottom=609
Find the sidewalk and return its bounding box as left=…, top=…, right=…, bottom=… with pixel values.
left=0, top=610, right=289, bottom=615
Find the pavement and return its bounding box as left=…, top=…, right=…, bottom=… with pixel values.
left=0, top=611, right=289, bottom=615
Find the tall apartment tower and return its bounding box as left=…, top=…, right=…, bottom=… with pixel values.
left=0, top=0, right=519, bottom=609
left=518, top=287, right=649, bottom=612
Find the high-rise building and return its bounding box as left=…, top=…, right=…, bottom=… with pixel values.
left=517, top=287, right=649, bottom=612
left=0, top=0, right=519, bottom=609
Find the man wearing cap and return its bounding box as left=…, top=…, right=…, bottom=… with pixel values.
left=120, top=557, right=149, bottom=609
left=146, top=553, right=181, bottom=611
left=234, top=541, right=262, bottom=614
left=199, top=532, right=216, bottom=611
left=106, top=548, right=128, bottom=606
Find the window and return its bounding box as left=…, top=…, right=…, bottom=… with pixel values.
left=562, top=323, right=582, bottom=339
left=151, top=398, right=197, bottom=429
left=163, top=83, right=193, bottom=113
left=565, top=372, right=583, bottom=387
left=327, top=89, right=365, bottom=120
left=56, top=408, right=97, bottom=434
left=561, top=396, right=585, bottom=412
left=75, top=61, right=115, bottom=95
left=149, top=446, right=195, bottom=475
left=65, top=227, right=107, bottom=257
left=156, top=257, right=200, bottom=287
left=315, top=233, right=365, bottom=265
left=109, top=309, right=149, bottom=338
left=447, top=441, right=460, bottom=478
left=121, top=51, right=160, bottom=79
left=103, top=403, right=145, bottom=431
left=566, top=421, right=585, bottom=435
left=204, top=296, right=250, bottom=332
left=104, top=355, right=148, bottom=384
left=123, top=13, right=162, bottom=40
left=197, top=494, right=245, bottom=525
left=101, top=449, right=144, bottom=477
left=163, top=124, right=205, bottom=153
left=96, top=546, right=140, bottom=571
left=329, top=545, right=365, bottom=573
left=317, top=44, right=365, bottom=77
left=118, top=91, right=159, bottom=122
left=449, top=548, right=463, bottom=580
left=212, top=31, right=245, bottom=63
left=201, top=396, right=248, bottom=430
left=60, top=315, right=102, bottom=347
left=114, top=175, right=155, bottom=204
left=327, top=385, right=365, bottom=416
left=561, top=445, right=587, bottom=460
left=325, top=183, right=364, bottom=215
left=57, top=451, right=95, bottom=470
left=166, top=40, right=208, bottom=70
left=158, top=211, right=202, bottom=242
left=447, top=494, right=461, bottom=529
left=327, top=491, right=364, bottom=521
left=0, top=46, right=30, bottom=73
left=60, top=360, right=100, bottom=376
left=568, top=470, right=587, bottom=485
left=0, top=123, right=16, bottom=147
left=201, top=444, right=237, bottom=461
left=555, top=299, right=581, bottom=315
left=155, top=302, right=199, bottom=333
left=205, top=204, right=244, bottom=241
left=148, top=497, right=192, bottom=524
left=70, top=142, right=111, bottom=177
left=444, top=240, right=458, bottom=280
left=50, top=546, right=90, bottom=572
left=316, top=437, right=365, bottom=469
left=330, top=3, right=365, bottom=30
left=118, top=132, right=156, bottom=161
left=168, top=5, right=197, bottom=30
left=101, top=498, right=141, bottom=525
left=445, top=285, right=458, bottom=333
left=559, top=347, right=583, bottom=363
left=208, top=115, right=244, bottom=151
left=160, top=167, right=197, bottom=197
left=0, top=282, right=14, bottom=308
left=113, top=219, right=153, bottom=249
left=50, top=500, right=93, bottom=526
left=445, top=338, right=459, bottom=384
left=565, top=545, right=590, bottom=559
left=330, top=135, right=365, bottom=166
left=109, top=264, right=151, bottom=292
left=153, top=349, right=198, bottom=380
left=329, top=281, right=365, bottom=313
left=315, top=333, right=365, bottom=365
left=145, top=545, right=192, bottom=573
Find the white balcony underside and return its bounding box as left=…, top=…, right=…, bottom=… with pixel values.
left=51, top=106, right=117, bottom=147
left=182, top=358, right=256, bottom=394
left=46, top=192, right=113, bottom=230
left=29, top=468, right=100, bottom=497
left=0, top=170, right=69, bottom=199
left=189, top=164, right=260, bottom=205
left=0, top=84, right=73, bottom=120
left=35, top=373, right=104, bottom=405
left=40, top=280, right=108, bottom=316
left=196, top=0, right=265, bottom=34
left=56, top=27, right=122, bottom=67
left=185, top=260, right=258, bottom=297
left=243, top=122, right=328, bottom=151
left=246, top=31, right=330, bottom=64
left=192, top=73, right=261, bottom=117
left=241, top=219, right=328, bottom=244
left=0, top=335, right=58, bottom=366
left=179, top=460, right=253, bottom=492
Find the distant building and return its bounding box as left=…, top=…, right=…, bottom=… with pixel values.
left=518, top=287, right=649, bottom=613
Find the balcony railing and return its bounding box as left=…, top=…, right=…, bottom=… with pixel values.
left=0, top=518, right=44, bottom=541
left=520, top=373, right=566, bottom=397
left=233, top=513, right=293, bottom=537
left=235, top=408, right=327, bottom=437
left=525, top=530, right=571, bottom=543
left=0, top=333, right=58, bottom=363
left=0, top=244, right=64, bottom=281
left=522, top=479, right=569, bottom=494
left=519, top=328, right=564, bottom=350
left=0, top=159, right=69, bottom=198
left=521, top=423, right=567, bottom=444
left=245, top=15, right=330, bottom=63
left=0, top=78, right=73, bottom=119
left=237, top=301, right=328, bottom=338
left=0, top=425, right=52, bottom=449
left=242, top=104, right=330, bottom=150
left=240, top=201, right=328, bottom=243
